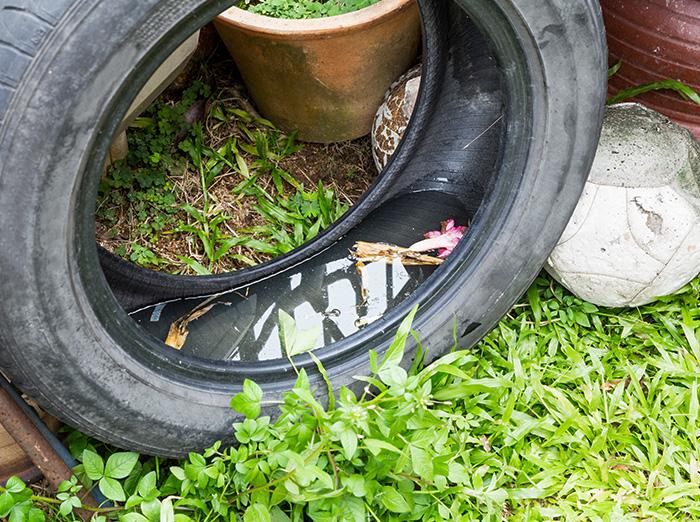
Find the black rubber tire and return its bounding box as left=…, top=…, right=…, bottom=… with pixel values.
left=0, top=0, right=606, bottom=455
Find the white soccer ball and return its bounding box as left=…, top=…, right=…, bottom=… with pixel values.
left=371, top=65, right=421, bottom=171
left=545, top=103, right=700, bottom=307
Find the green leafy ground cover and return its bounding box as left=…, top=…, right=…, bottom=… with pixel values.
left=4, top=272, right=700, bottom=520
left=239, top=0, right=381, bottom=19
left=96, top=79, right=361, bottom=275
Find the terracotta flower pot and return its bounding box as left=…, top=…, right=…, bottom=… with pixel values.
left=601, top=0, right=700, bottom=141
left=214, top=0, right=421, bottom=143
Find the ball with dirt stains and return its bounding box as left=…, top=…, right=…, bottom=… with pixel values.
left=371, top=65, right=421, bottom=171
left=545, top=103, right=700, bottom=307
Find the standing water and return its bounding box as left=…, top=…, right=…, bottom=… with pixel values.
left=130, top=191, right=470, bottom=361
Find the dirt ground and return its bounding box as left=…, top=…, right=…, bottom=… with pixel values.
left=95, top=37, right=378, bottom=274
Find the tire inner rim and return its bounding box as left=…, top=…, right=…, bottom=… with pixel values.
left=77, top=0, right=533, bottom=379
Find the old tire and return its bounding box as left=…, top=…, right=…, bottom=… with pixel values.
left=0, top=0, right=606, bottom=455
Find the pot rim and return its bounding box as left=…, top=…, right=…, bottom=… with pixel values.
left=214, top=0, right=416, bottom=39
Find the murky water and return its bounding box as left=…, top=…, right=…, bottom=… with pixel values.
left=131, top=191, right=470, bottom=361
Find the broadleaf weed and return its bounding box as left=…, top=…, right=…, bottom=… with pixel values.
left=97, top=79, right=348, bottom=274
left=8, top=275, right=700, bottom=519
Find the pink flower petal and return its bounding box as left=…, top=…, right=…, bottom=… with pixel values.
left=409, top=219, right=467, bottom=257
left=409, top=236, right=455, bottom=252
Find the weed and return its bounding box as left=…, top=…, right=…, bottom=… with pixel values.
left=7, top=273, right=700, bottom=519
left=127, top=244, right=165, bottom=268
left=173, top=205, right=268, bottom=274
left=240, top=0, right=381, bottom=19
left=607, top=61, right=700, bottom=106
left=97, top=81, right=211, bottom=263
left=242, top=181, right=348, bottom=255
left=97, top=79, right=352, bottom=275
left=608, top=78, right=700, bottom=106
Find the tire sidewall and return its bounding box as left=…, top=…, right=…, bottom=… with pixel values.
left=0, top=0, right=606, bottom=454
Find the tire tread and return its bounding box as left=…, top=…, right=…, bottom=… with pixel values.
left=0, top=0, right=73, bottom=123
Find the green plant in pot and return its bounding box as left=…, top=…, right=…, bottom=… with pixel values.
left=214, top=0, right=421, bottom=143
left=241, top=0, right=382, bottom=18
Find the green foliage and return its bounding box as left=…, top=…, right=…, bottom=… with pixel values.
left=98, top=79, right=348, bottom=274
left=607, top=78, right=700, bottom=106
left=10, top=273, right=700, bottom=519
left=171, top=115, right=348, bottom=266
left=0, top=476, right=47, bottom=522
left=82, top=449, right=140, bottom=502
left=230, top=380, right=264, bottom=420
left=174, top=205, right=234, bottom=273
left=240, top=0, right=380, bottom=19
left=101, top=81, right=209, bottom=193
left=242, top=182, right=348, bottom=256
left=230, top=126, right=303, bottom=197
left=126, top=244, right=166, bottom=268
left=607, top=62, right=700, bottom=106
left=278, top=309, right=321, bottom=357
left=97, top=82, right=210, bottom=259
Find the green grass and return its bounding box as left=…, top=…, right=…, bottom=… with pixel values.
left=607, top=79, right=700, bottom=107
left=97, top=81, right=348, bottom=275
left=4, top=272, right=700, bottom=520
left=607, top=61, right=700, bottom=107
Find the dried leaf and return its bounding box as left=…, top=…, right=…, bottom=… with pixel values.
left=602, top=378, right=628, bottom=392
left=355, top=315, right=382, bottom=328
left=355, top=261, right=369, bottom=302
left=351, top=241, right=443, bottom=266
left=165, top=302, right=218, bottom=350
left=602, top=376, right=646, bottom=392
left=175, top=99, right=207, bottom=142
left=611, top=464, right=632, bottom=472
